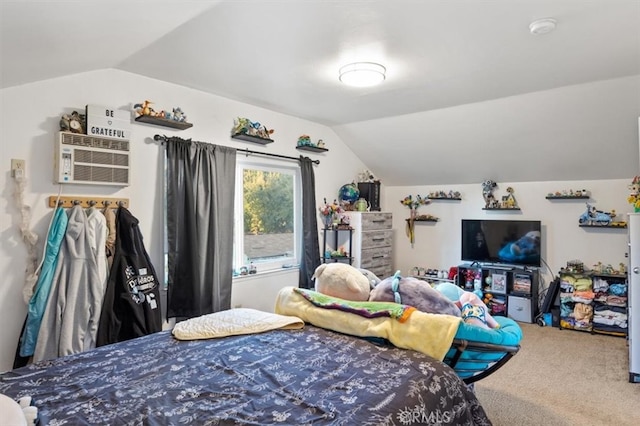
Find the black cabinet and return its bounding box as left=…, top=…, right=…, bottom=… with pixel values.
left=322, top=228, right=353, bottom=265
left=357, top=182, right=381, bottom=211
left=456, top=265, right=539, bottom=322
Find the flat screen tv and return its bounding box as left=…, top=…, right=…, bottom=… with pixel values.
left=461, top=219, right=542, bottom=268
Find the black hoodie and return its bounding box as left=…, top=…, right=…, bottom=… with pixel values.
left=97, top=206, right=162, bottom=346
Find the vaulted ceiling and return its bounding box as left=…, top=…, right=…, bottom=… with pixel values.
left=2, top=0, right=639, bottom=185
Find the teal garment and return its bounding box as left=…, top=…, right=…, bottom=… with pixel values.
left=19, top=207, right=68, bottom=357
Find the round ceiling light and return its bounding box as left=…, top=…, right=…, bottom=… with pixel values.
left=529, top=18, right=557, bottom=35
left=339, top=62, right=386, bottom=87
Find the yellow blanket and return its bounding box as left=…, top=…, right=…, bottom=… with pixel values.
left=172, top=307, right=304, bottom=340
left=275, top=287, right=462, bottom=361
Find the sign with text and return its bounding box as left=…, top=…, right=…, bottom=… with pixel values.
left=86, top=105, right=132, bottom=140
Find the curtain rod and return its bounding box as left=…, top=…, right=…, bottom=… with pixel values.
left=153, top=134, right=320, bottom=165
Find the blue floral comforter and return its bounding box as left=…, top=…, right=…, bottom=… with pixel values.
left=0, top=326, right=491, bottom=425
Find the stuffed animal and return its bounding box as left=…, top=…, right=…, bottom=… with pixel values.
left=312, top=263, right=371, bottom=301
left=369, top=272, right=461, bottom=317
left=359, top=268, right=381, bottom=289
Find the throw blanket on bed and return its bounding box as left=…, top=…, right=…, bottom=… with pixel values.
left=276, top=287, right=461, bottom=360
left=294, top=288, right=416, bottom=322
left=172, top=307, right=304, bottom=340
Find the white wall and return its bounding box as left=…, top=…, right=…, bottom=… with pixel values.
left=0, top=69, right=367, bottom=372
left=385, top=179, right=632, bottom=291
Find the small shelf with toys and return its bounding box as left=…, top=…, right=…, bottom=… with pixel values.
left=134, top=115, right=193, bottom=130
left=296, top=145, right=328, bottom=153
left=405, top=216, right=439, bottom=222
left=133, top=101, right=192, bottom=129
left=481, top=180, right=519, bottom=210
left=296, top=135, right=327, bottom=152
left=427, top=190, right=462, bottom=201
left=546, top=195, right=589, bottom=200
left=545, top=189, right=590, bottom=200
left=231, top=134, right=274, bottom=145
left=578, top=202, right=626, bottom=228
left=231, top=117, right=275, bottom=145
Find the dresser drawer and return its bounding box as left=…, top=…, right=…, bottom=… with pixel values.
left=360, top=246, right=392, bottom=270
left=361, top=212, right=392, bottom=230
left=361, top=229, right=392, bottom=249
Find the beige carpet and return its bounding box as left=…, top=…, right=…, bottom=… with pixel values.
left=475, top=322, right=640, bottom=426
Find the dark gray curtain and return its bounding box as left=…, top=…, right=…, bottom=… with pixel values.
left=298, top=156, right=320, bottom=288
left=165, top=138, right=236, bottom=319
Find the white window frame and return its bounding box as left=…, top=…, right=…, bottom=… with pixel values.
left=233, top=157, right=302, bottom=274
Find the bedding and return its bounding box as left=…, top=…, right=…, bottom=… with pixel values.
left=276, top=287, right=462, bottom=360
left=0, top=322, right=491, bottom=425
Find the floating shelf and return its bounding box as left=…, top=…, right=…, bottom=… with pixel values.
left=134, top=115, right=193, bottom=130
left=579, top=223, right=627, bottom=229
left=482, top=207, right=521, bottom=211
left=296, top=145, right=328, bottom=153
left=406, top=218, right=438, bottom=222
left=428, top=197, right=461, bottom=201
left=546, top=195, right=589, bottom=200
left=231, top=134, right=274, bottom=145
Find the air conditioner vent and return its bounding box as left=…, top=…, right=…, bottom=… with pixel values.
left=55, top=131, right=130, bottom=186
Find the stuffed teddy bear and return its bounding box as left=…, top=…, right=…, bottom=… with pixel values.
left=369, top=272, right=461, bottom=317
left=312, top=263, right=371, bottom=301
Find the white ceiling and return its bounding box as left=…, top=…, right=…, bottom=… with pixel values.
left=2, top=0, right=639, bottom=185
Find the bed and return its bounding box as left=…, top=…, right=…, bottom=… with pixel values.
left=0, top=296, right=493, bottom=425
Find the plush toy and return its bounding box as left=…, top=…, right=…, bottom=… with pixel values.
left=369, top=272, right=461, bottom=317
left=455, top=291, right=500, bottom=329
left=359, top=268, right=381, bottom=289
left=312, top=263, right=371, bottom=301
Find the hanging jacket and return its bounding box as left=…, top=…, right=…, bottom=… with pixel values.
left=97, top=206, right=162, bottom=346
left=84, top=206, right=109, bottom=349
left=103, top=206, right=117, bottom=270
left=33, top=205, right=101, bottom=362
left=18, top=207, right=68, bottom=357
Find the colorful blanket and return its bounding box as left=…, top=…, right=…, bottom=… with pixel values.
left=276, top=287, right=462, bottom=360
left=293, top=288, right=416, bottom=322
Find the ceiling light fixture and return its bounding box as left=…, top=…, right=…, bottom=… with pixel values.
left=529, top=18, right=557, bottom=35
left=339, top=62, right=386, bottom=87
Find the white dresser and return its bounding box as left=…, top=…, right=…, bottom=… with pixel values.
left=345, top=212, right=393, bottom=279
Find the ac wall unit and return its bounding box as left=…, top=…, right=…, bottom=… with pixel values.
left=55, top=131, right=130, bottom=186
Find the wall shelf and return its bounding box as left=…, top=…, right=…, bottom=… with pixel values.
left=428, top=197, right=461, bottom=201
left=134, top=115, right=193, bottom=130
left=406, top=218, right=438, bottom=222
left=482, top=207, right=521, bottom=211
left=579, top=223, right=627, bottom=229
left=546, top=195, right=589, bottom=200
left=231, top=134, right=274, bottom=145
left=296, top=145, right=328, bottom=153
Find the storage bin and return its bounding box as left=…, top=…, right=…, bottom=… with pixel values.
left=507, top=295, right=533, bottom=323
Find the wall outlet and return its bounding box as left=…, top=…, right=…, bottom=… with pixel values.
left=11, top=159, right=25, bottom=177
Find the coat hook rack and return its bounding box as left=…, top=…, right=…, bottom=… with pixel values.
left=48, top=196, right=129, bottom=209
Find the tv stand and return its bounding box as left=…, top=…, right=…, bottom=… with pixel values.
left=457, top=264, right=539, bottom=323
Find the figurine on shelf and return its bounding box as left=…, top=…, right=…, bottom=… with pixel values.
left=579, top=203, right=613, bottom=226
left=172, top=107, right=187, bottom=122
left=317, top=139, right=325, bottom=148
left=297, top=134, right=311, bottom=146
left=133, top=100, right=154, bottom=117
left=59, top=111, right=86, bottom=134
left=232, top=117, right=274, bottom=139
left=481, top=180, right=498, bottom=208
left=500, top=187, right=518, bottom=209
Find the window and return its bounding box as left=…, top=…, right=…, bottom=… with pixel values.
left=233, top=159, right=301, bottom=273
